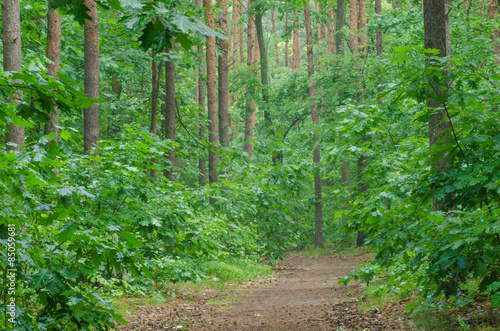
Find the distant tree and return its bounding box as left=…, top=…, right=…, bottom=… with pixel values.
left=244, top=0, right=256, bottom=159
left=218, top=0, right=230, bottom=148
left=163, top=45, right=178, bottom=181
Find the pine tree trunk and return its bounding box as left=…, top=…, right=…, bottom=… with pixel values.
left=375, top=0, right=383, bottom=56
left=244, top=0, right=256, bottom=159
left=423, top=0, right=451, bottom=211
left=327, top=7, right=336, bottom=54
left=349, top=0, right=358, bottom=54
left=238, top=0, right=245, bottom=65
left=83, top=0, right=99, bottom=154
left=44, top=0, right=61, bottom=144
left=304, top=2, right=323, bottom=247
left=358, top=0, right=367, bottom=55
left=218, top=0, right=230, bottom=148
left=163, top=46, right=177, bottom=181
left=292, top=16, right=301, bottom=70
left=204, top=0, right=220, bottom=189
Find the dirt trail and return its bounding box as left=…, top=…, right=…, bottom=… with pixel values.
left=119, top=253, right=412, bottom=330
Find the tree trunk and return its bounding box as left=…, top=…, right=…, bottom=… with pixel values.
left=44, top=0, right=61, bottom=144
left=488, top=0, right=500, bottom=55
left=83, top=0, right=99, bottom=154
left=285, top=14, right=290, bottom=67
left=218, top=0, right=230, bottom=148
left=255, top=6, right=273, bottom=131
left=358, top=0, right=367, bottom=55
left=204, top=0, right=220, bottom=190
left=163, top=46, right=177, bottom=181
left=272, top=10, right=280, bottom=67
left=3, top=0, right=24, bottom=151
left=327, top=6, right=336, bottom=54
left=238, top=0, right=245, bottom=65
left=150, top=53, right=162, bottom=179
left=349, top=0, right=358, bottom=54
left=198, top=47, right=207, bottom=187
left=375, top=0, right=383, bottom=56
left=292, top=16, right=301, bottom=70
left=304, top=2, right=323, bottom=247
left=244, top=0, right=256, bottom=159
left=336, top=0, right=346, bottom=54
left=423, top=0, right=451, bottom=211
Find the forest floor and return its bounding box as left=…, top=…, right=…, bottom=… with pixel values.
left=117, top=249, right=417, bottom=330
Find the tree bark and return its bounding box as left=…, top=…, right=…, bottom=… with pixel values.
left=358, top=0, right=367, bottom=55
left=204, top=0, right=220, bottom=189
left=304, top=2, right=323, bottom=247
left=272, top=10, right=280, bottom=67
left=488, top=0, right=500, bottom=55
left=44, top=0, right=61, bottom=144
left=3, top=0, right=24, bottom=151
left=163, top=46, right=177, bottom=181
left=150, top=53, right=162, bottom=179
left=375, top=0, right=383, bottom=56
left=218, top=0, right=230, bottom=148
left=238, top=0, right=245, bottom=65
left=244, top=0, right=256, bottom=159
left=327, top=6, right=336, bottom=54
left=292, top=15, right=301, bottom=70
left=285, top=14, right=290, bottom=67
left=423, top=0, right=451, bottom=211
left=336, top=0, right=346, bottom=55
left=349, top=0, right=358, bottom=54
left=83, top=0, right=99, bottom=155
left=198, top=47, right=207, bottom=187
left=255, top=6, right=273, bottom=131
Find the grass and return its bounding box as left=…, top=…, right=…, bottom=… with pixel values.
left=112, top=257, right=272, bottom=316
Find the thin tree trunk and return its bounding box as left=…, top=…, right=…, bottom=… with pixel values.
left=204, top=0, right=220, bottom=190
left=358, top=0, right=367, bottom=55
left=198, top=47, right=207, bottom=186
left=44, top=0, right=61, bottom=144
left=218, top=0, right=230, bottom=148
left=83, top=0, right=99, bottom=154
left=349, top=0, right=358, bottom=54
left=285, top=14, right=290, bottom=67
left=239, top=0, right=245, bottom=65
left=244, top=0, right=256, bottom=159
left=304, top=2, right=323, bottom=247
left=272, top=10, right=280, bottom=67
left=336, top=0, right=346, bottom=54
left=3, top=0, right=24, bottom=151
left=255, top=6, right=273, bottom=131
left=488, top=0, right=500, bottom=55
left=163, top=46, right=177, bottom=181
left=327, top=7, right=336, bottom=54
left=292, top=15, right=301, bottom=70
left=150, top=52, right=162, bottom=179
left=375, top=0, right=383, bottom=55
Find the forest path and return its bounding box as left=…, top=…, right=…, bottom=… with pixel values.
left=119, top=253, right=412, bottom=330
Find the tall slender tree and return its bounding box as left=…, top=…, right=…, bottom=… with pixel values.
left=3, top=0, right=25, bottom=151
left=44, top=0, right=61, bottom=143
left=349, top=0, right=358, bottom=53
left=272, top=10, right=280, bottom=67
left=375, top=0, right=383, bottom=55
left=285, top=14, right=290, bottom=67
left=327, top=7, right=336, bottom=54
left=204, top=0, right=220, bottom=188
left=304, top=1, right=323, bottom=247
left=488, top=0, right=500, bottom=55
left=83, top=0, right=100, bottom=154
left=163, top=45, right=177, bottom=181
left=198, top=46, right=207, bottom=186
left=218, top=0, right=230, bottom=148
left=244, top=0, right=256, bottom=158
left=255, top=2, right=272, bottom=131
left=336, top=0, right=345, bottom=53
